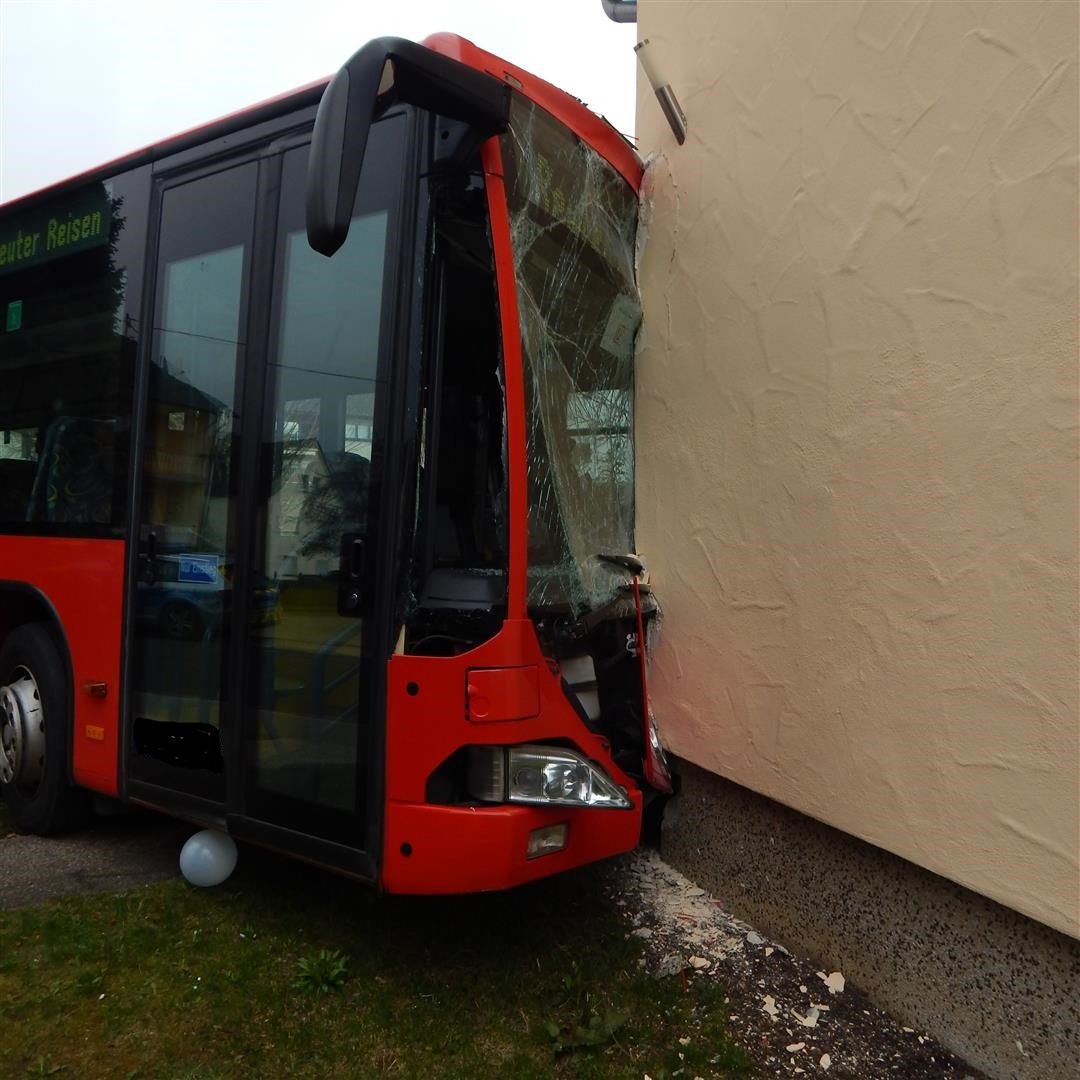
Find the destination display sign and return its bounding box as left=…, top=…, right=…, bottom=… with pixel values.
left=0, top=186, right=111, bottom=276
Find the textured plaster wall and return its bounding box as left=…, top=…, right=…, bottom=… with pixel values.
left=634, top=0, right=1079, bottom=937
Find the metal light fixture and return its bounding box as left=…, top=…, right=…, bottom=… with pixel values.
left=635, top=38, right=687, bottom=145
left=600, top=0, right=637, bottom=23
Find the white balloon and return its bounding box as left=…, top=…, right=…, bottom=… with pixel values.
left=179, top=829, right=238, bottom=887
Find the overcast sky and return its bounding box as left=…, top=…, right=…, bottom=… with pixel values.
left=0, top=0, right=638, bottom=203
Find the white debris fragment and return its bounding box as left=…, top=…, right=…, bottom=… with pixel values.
left=604, top=850, right=978, bottom=1080
left=902, top=1027, right=914, bottom=1033
left=1016, top=1040, right=1027, bottom=1057
left=632, top=927, right=654, bottom=939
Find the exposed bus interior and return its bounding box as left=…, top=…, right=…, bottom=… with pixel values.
left=406, top=158, right=508, bottom=656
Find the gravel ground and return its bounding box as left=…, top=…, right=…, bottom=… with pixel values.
left=601, top=849, right=987, bottom=1080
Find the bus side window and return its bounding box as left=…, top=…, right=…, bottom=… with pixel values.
left=407, top=169, right=508, bottom=654
left=0, top=173, right=147, bottom=537
left=430, top=173, right=506, bottom=576
left=0, top=449, right=36, bottom=522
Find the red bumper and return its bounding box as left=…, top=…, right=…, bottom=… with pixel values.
left=381, top=798, right=642, bottom=894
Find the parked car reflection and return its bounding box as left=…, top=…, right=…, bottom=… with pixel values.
left=136, top=553, right=280, bottom=640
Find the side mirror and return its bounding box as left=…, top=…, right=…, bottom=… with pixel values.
left=307, top=37, right=512, bottom=256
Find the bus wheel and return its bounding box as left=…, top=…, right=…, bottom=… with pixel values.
left=0, top=623, right=88, bottom=835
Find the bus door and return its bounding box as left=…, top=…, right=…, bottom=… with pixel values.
left=127, top=113, right=410, bottom=877
left=236, top=122, right=406, bottom=871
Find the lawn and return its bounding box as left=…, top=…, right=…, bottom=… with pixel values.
left=0, top=820, right=751, bottom=1079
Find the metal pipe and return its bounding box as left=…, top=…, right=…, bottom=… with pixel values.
left=600, top=0, right=637, bottom=24
left=635, top=39, right=687, bottom=145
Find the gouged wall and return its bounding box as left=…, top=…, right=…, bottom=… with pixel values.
left=635, top=0, right=1079, bottom=937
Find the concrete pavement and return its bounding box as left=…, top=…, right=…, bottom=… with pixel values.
left=0, top=809, right=190, bottom=910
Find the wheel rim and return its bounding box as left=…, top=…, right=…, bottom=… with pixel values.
left=0, top=665, right=45, bottom=789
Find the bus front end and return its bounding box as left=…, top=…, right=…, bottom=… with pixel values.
left=306, top=36, right=669, bottom=893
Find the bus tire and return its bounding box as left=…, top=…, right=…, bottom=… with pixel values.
left=0, top=623, right=89, bottom=835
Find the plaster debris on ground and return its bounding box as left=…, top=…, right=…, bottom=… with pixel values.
left=602, top=849, right=986, bottom=1079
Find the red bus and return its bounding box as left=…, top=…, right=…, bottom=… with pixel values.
left=0, top=34, right=669, bottom=893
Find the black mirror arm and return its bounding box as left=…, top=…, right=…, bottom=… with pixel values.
left=307, top=37, right=511, bottom=256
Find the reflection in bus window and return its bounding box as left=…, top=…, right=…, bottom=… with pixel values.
left=0, top=177, right=146, bottom=533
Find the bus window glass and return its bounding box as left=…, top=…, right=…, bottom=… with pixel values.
left=246, top=128, right=399, bottom=838
left=129, top=161, right=256, bottom=800
left=500, top=95, right=641, bottom=613
left=0, top=173, right=148, bottom=533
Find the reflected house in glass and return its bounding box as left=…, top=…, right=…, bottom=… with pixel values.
left=141, top=363, right=232, bottom=553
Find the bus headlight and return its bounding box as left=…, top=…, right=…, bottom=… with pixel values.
left=467, top=745, right=633, bottom=810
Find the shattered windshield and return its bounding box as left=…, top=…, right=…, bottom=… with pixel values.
left=501, top=95, right=640, bottom=613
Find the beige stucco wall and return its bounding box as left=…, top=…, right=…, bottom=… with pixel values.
left=634, top=0, right=1079, bottom=937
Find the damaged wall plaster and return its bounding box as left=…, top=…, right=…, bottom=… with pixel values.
left=634, top=0, right=1079, bottom=939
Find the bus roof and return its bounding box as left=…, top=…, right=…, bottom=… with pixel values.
left=422, top=34, right=643, bottom=190
left=1, top=34, right=641, bottom=213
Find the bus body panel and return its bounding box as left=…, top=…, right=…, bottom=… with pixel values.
left=478, top=140, right=529, bottom=621
left=382, top=800, right=642, bottom=894
left=382, top=618, right=642, bottom=894
left=1, top=537, right=124, bottom=795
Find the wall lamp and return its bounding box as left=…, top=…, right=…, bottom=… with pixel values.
left=634, top=38, right=687, bottom=146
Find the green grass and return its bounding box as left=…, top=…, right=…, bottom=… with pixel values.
left=0, top=841, right=752, bottom=1079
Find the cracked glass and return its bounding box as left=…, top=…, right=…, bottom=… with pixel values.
left=501, top=95, right=641, bottom=613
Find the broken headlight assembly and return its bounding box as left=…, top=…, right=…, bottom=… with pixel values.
left=467, top=744, right=633, bottom=810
